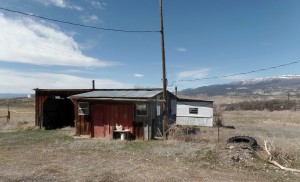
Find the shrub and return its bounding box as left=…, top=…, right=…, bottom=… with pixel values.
left=224, top=99, right=297, bottom=111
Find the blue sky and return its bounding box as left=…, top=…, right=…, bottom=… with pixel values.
left=0, top=0, right=300, bottom=93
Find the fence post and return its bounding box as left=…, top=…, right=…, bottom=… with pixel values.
left=7, top=104, right=10, bottom=123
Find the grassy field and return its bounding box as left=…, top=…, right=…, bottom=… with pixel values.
left=0, top=98, right=300, bottom=181
left=0, top=98, right=35, bottom=133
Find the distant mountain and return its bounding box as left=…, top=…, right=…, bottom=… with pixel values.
left=0, top=93, right=30, bottom=98
left=180, top=75, right=300, bottom=97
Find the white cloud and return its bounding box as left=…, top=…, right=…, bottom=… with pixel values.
left=37, top=0, right=83, bottom=11
left=134, top=74, right=144, bottom=78
left=177, top=68, right=210, bottom=79
left=80, top=15, right=101, bottom=24
left=0, top=69, right=131, bottom=93
left=91, top=1, right=107, bottom=9
left=0, top=13, right=118, bottom=67
left=176, top=47, right=187, bottom=52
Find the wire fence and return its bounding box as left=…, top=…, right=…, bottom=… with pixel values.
left=0, top=98, right=35, bottom=131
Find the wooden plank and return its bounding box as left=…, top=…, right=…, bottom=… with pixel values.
left=92, top=104, right=135, bottom=139
left=109, top=104, right=115, bottom=136
left=104, top=105, right=110, bottom=137
left=128, top=105, right=134, bottom=133
left=99, top=105, right=105, bottom=138
left=93, top=105, right=104, bottom=138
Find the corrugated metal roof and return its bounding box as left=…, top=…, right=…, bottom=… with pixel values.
left=177, top=97, right=213, bottom=103
left=69, top=90, right=162, bottom=99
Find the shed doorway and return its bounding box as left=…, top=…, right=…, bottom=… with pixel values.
left=43, top=98, right=74, bottom=129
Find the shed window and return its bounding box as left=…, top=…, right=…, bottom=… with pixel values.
left=78, top=102, right=89, bottom=115
left=136, top=104, right=148, bottom=116
left=189, top=108, right=198, bottom=114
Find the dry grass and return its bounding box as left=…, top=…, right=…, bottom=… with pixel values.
left=223, top=110, right=300, bottom=146
left=1, top=98, right=300, bottom=181
left=0, top=129, right=289, bottom=182
left=0, top=98, right=35, bottom=132
left=211, top=95, right=300, bottom=105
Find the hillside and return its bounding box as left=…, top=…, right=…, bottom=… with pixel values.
left=180, top=75, right=300, bottom=97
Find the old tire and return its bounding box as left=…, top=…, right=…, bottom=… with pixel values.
left=227, top=136, right=258, bottom=148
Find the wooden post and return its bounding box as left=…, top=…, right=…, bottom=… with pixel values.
left=7, top=104, right=10, bottom=123
left=217, top=122, right=220, bottom=143
left=159, top=0, right=168, bottom=140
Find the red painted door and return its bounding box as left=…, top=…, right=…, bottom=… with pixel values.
left=93, top=104, right=134, bottom=138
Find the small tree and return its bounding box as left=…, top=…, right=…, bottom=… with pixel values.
left=213, top=105, right=225, bottom=127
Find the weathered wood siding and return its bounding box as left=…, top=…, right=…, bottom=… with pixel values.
left=35, top=89, right=94, bottom=129
left=35, top=95, right=48, bottom=128
left=92, top=104, right=134, bottom=138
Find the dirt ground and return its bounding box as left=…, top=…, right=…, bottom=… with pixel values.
left=0, top=98, right=300, bottom=181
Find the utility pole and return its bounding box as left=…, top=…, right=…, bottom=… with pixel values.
left=159, top=0, right=168, bottom=140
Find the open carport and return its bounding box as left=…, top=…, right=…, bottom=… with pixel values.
left=35, top=89, right=94, bottom=129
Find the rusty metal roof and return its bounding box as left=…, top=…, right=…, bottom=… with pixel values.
left=69, top=89, right=163, bottom=99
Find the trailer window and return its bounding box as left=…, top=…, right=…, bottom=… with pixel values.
left=189, top=108, right=198, bottom=114
left=78, top=102, right=89, bottom=115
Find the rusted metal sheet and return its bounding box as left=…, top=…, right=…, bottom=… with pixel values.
left=93, top=104, right=133, bottom=138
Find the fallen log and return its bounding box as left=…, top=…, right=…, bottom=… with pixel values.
left=264, top=140, right=300, bottom=173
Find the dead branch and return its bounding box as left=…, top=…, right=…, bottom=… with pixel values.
left=264, top=140, right=300, bottom=173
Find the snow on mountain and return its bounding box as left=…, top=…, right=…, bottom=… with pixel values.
left=180, top=75, right=300, bottom=97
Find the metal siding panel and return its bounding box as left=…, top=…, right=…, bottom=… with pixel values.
left=176, top=116, right=213, bottom=127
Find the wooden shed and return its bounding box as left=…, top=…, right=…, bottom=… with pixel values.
left=176, top=98, right=213, bottom=127
left=34, top=88, right=213, bottom=140
left=68, top=89, right=177, bottom=140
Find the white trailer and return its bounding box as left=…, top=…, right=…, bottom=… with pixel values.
left=176, top=98, right=213, bottom=127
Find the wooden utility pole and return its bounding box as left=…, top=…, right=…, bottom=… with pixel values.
left=159, top=0, right=168, bottom=140
left=7, top=101, right=10, bottom=123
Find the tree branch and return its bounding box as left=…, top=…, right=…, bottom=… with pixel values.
left=264, top=140, right=300, bottom=173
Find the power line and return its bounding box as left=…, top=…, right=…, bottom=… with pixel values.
left=169, top=60, right=300, bottom=86
left=0, top=7, right=160, bottom=33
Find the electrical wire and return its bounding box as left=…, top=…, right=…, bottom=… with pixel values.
left=0, top=7, right=160, bottom=33
left=169, top=60, right=300, bottom=86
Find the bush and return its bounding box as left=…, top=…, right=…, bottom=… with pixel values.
left=224, top=99, right=297, bottom=111
left=213, top=105, right=225, bottom=126
left=167, top=125, right=199, bottom=142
